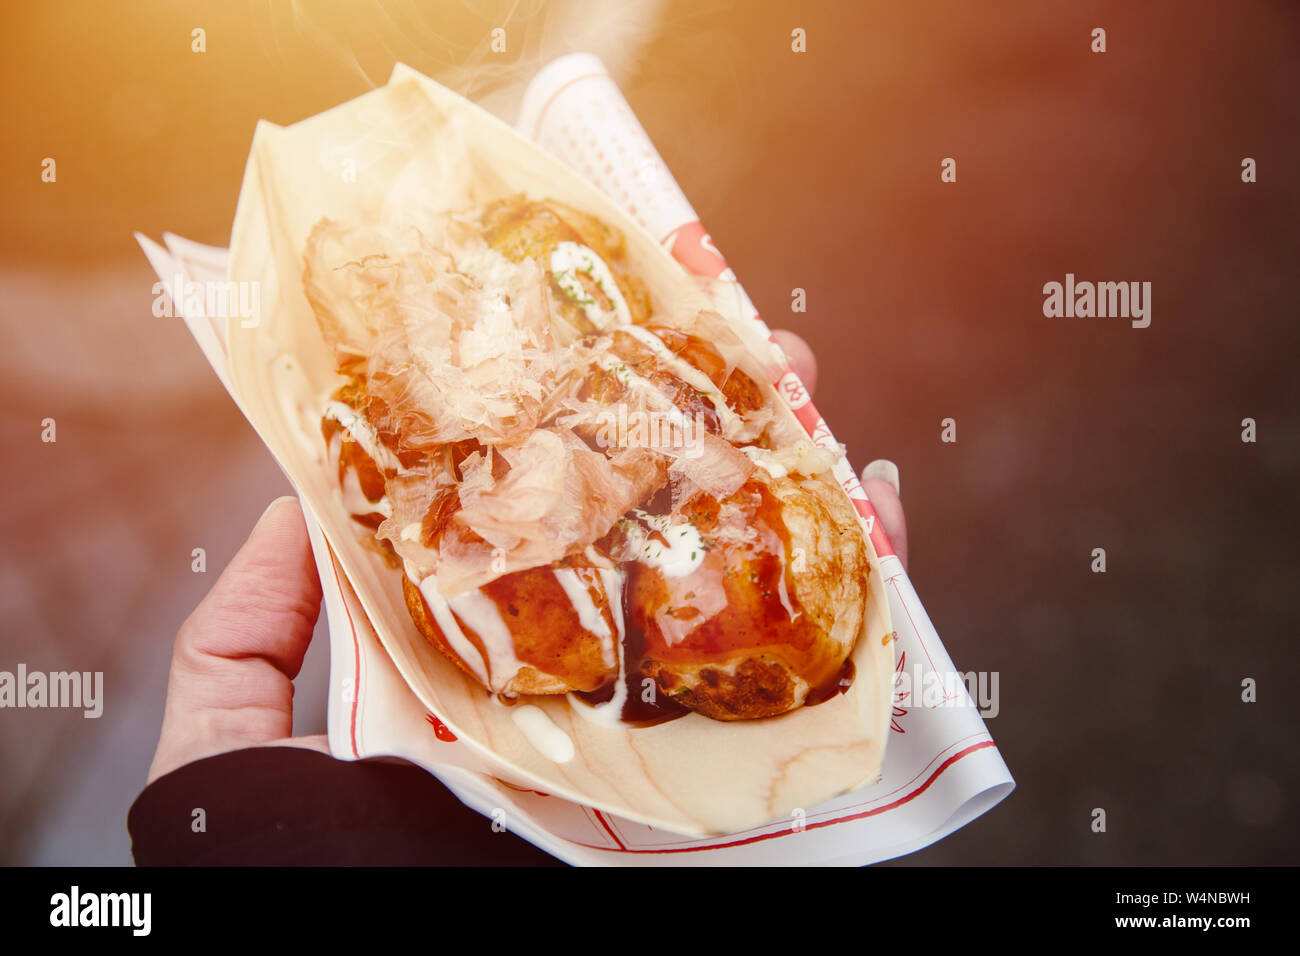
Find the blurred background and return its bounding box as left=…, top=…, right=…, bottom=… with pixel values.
left=1, top=0, right=1297, bottom=865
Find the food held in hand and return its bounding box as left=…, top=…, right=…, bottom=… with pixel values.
left=304, top=197, right=867, bottom=722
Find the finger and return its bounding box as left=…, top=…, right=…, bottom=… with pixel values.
left=772, top=328, right=818, bottom=398
left=767, top=333, right=905, bottom=566
left=861, top=474, right=908, bottom=572
left=148, top=497, right=323, bottom=783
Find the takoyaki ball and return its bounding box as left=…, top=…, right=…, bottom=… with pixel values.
left=403, top=558, right=621, bottom=698
left=624, top=471, right=868, bottom=720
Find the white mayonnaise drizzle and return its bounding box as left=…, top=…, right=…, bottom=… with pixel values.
left=510, top=705, right=575, bottom=763
left=620, top=510, right=705, bottom=579
left=445, top=587, right=525, bottom=693
left=337, top=454, right=393, bottom=517
left=595, top=567, right=624, bottom=670
left=597, top=354, right=669, bottom=408
left=566, top=568, right=630, bottom=728
left=582, top=545, right=617, bottom=569
left=415, top=562, right=633, bottom=703
left=325, top=431, right=393, bottom=521
left=552, top=568, right=616, bottom=669
left=618, top=324, right=739, bottom=434
left=321, top=400, right=405, bottom=475
left=550, top=241, right=631, bottom=327
left=417, top=576, right=491, bottom=688
left=776, top=570, right=798, bottom=620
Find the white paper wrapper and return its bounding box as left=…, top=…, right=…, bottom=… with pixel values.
left=137, top=54, right=1012, bottom=865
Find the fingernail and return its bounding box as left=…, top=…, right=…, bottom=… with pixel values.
left=258, top=495, right=300, bottom=524
left=860, top=459, right=900, bottom=496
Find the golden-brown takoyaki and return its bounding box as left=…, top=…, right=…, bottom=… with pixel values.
left=304, top=196, right=867, bottom=723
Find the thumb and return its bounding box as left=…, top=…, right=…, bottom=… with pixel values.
left=148, top=496, right=324, bottom=783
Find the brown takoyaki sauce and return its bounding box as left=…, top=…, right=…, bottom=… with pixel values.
left=310, top=198, right=861, bottom=723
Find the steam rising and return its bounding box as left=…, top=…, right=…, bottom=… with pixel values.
left=271, top=0, right=669, bottom=123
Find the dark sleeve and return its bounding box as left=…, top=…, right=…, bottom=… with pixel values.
left=127, top=746, right=566, bottom=866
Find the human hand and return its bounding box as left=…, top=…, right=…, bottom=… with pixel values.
left=146, top=496, right=329, bottom=784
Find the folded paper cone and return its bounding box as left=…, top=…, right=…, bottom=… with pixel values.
left=226, top=63, right=893, bottom=836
